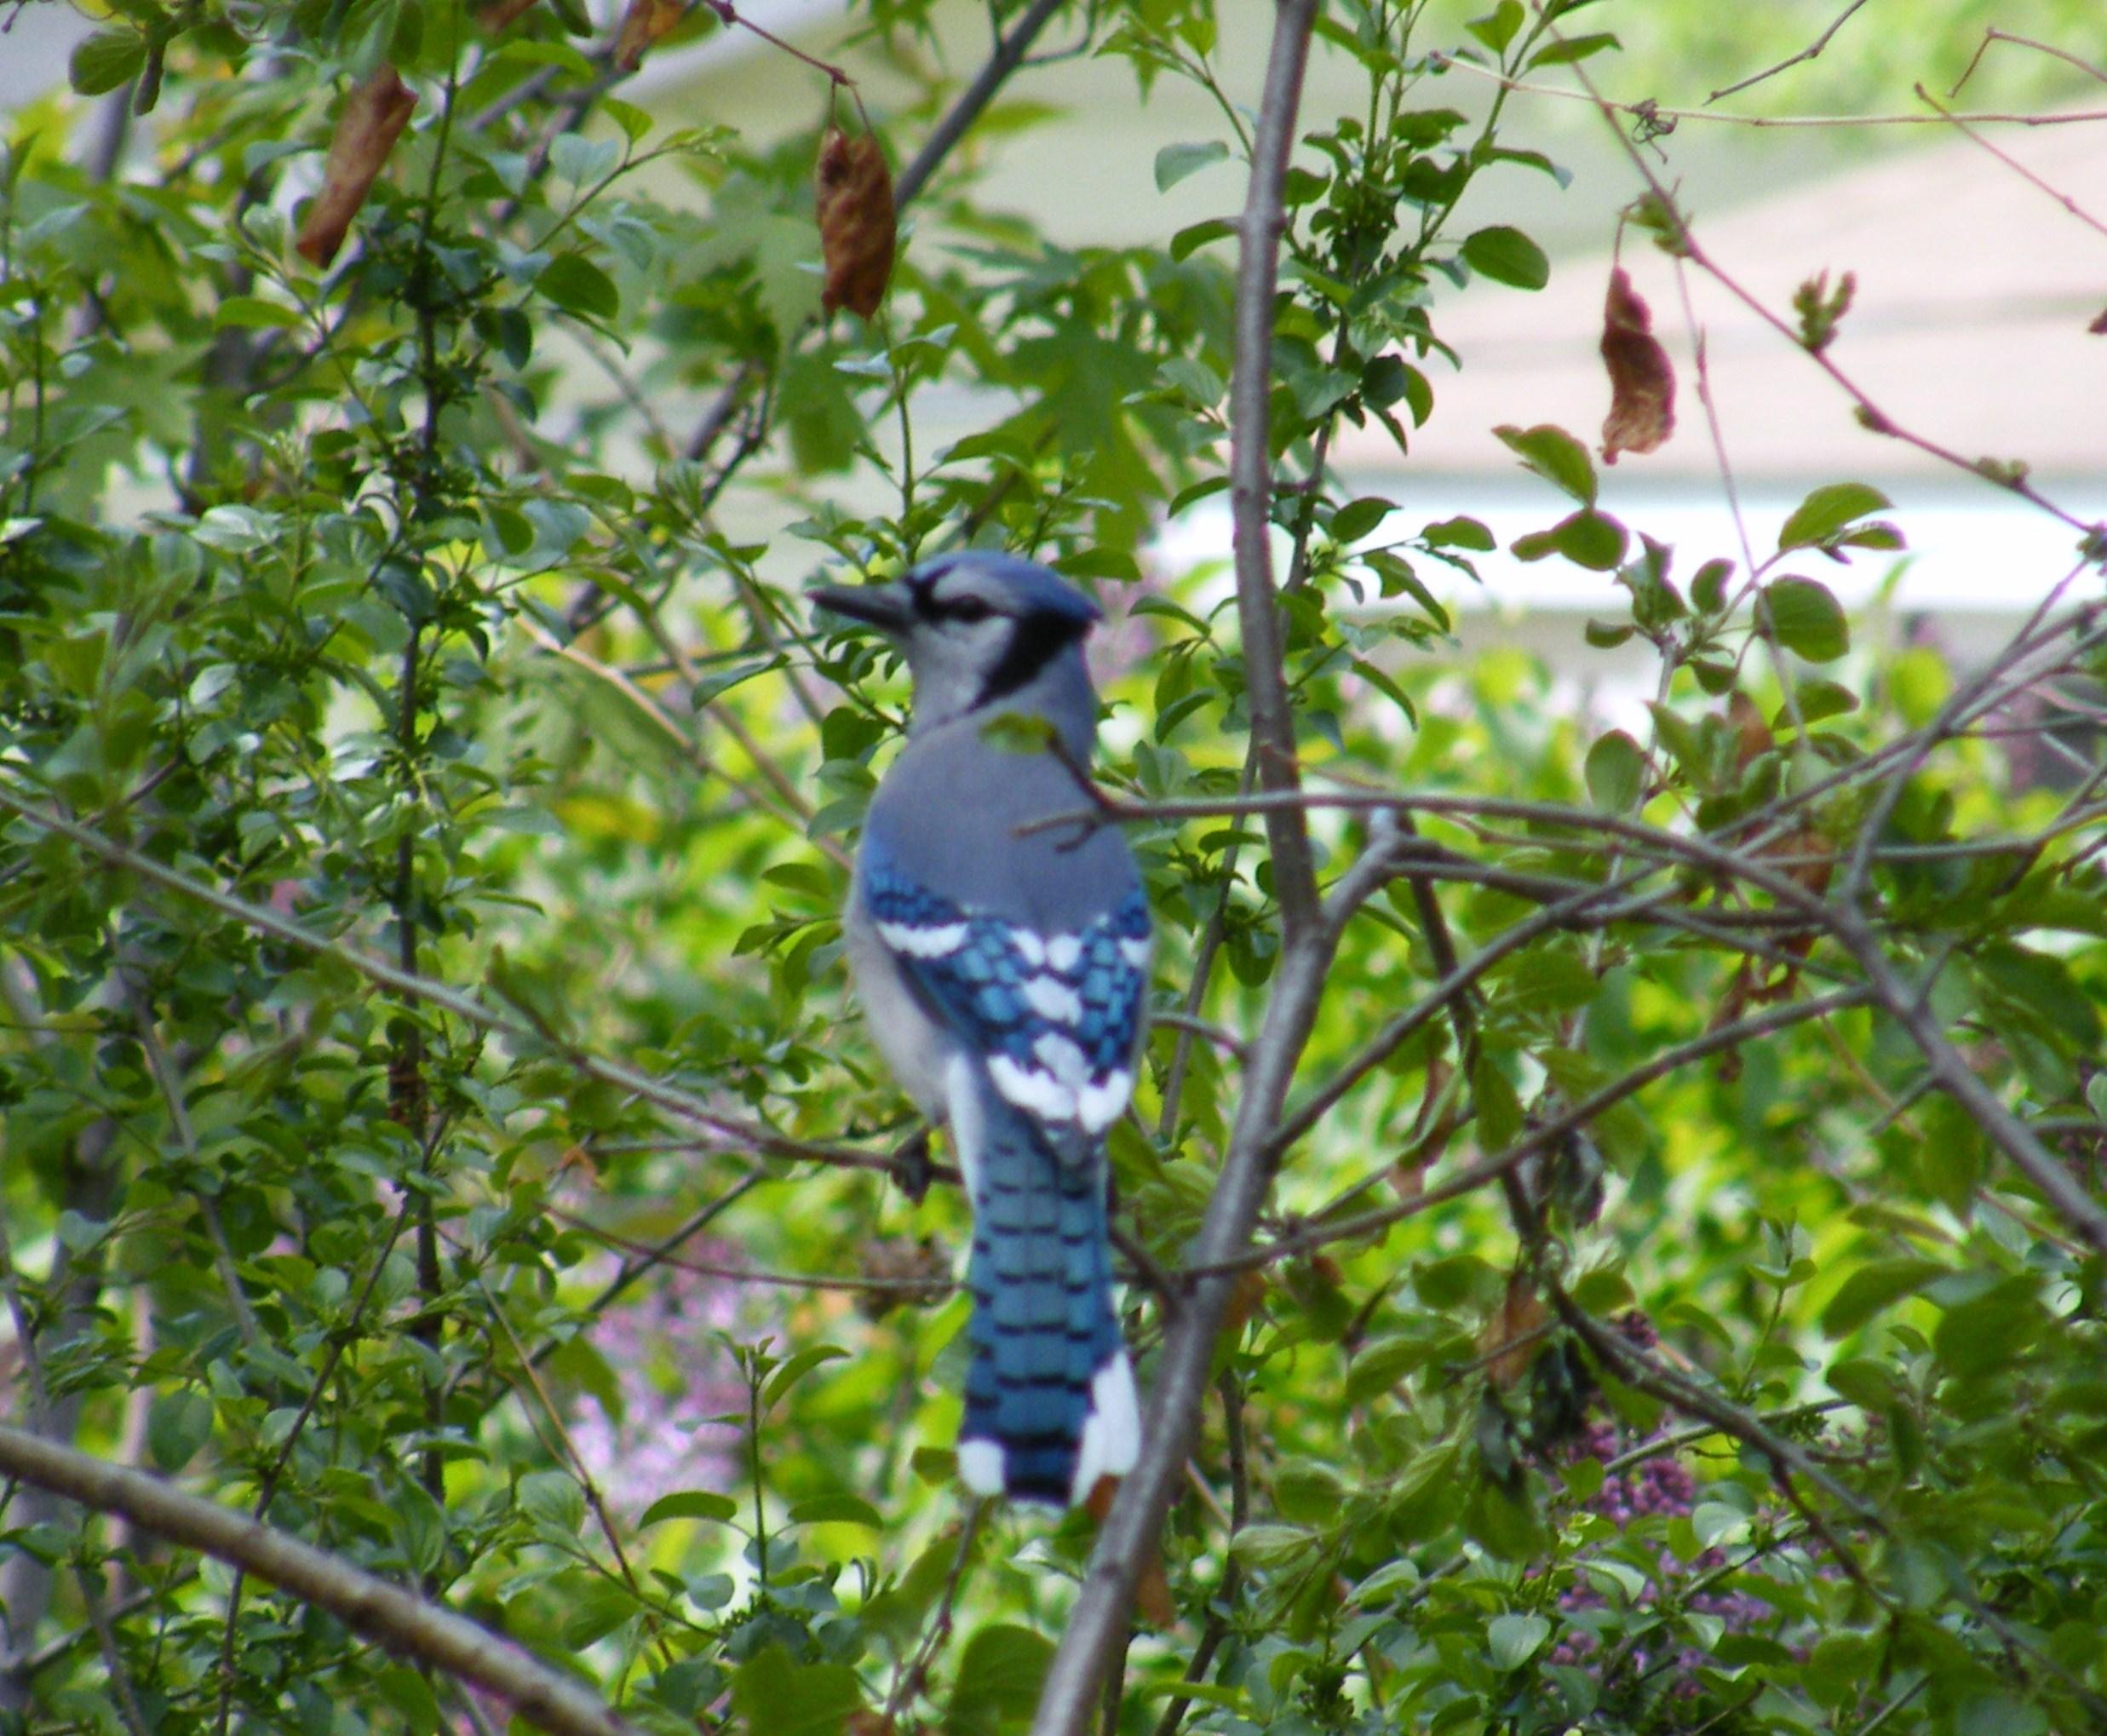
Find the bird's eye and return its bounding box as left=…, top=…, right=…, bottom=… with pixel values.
left=945, top=597, right=992, bottom=624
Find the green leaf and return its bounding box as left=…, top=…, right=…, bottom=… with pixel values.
left=1778, top=481, right=1891, bottom=552
left=1787, top=679, right=1859, bottom=726
left=946, top=1624, right=1054, bottom=1734
left=537, top=253, right=621, bottom=323
left=518, top=1469, right=586, bottom=1533
left=215, top=295, right=302, bottom=331
left=1691, top=1499, right=1748, bottom=1549
left=1494, top=423, right=1596, bottom=504
left=549, top=131, right=623, bottom=187
left=1957, top=1693, right=2049, bottom=1736
left=146, top=1388, right=215, bottom=1473
left=1154, top=140, right=1229, bottom=193
left=1361, top=354, right=1430, bottom=422
left=1584, top=729, right=1644, bottom=811
left=640, top=1489, right=741, bottom=1527
left=1421, top=514, right=1494, bottom=551
left=1562, top=509, right=1630, bottom=570
left=1461, top=225, right=1549, bottom=290
left=1487, top=1612, right=1551, bottom=1670
left=761, top=1343, right=850, bottom=1410
left=1935, top=1276, right=2046, bottom=1378
left=1330, top=496, right=1395, bottom=543
left=1169, top=218, right=1236, bottom=261
left=1273, top=1459, right=1346, bottom=1525
left=786, top=1492, right=884, bottom=1529
left=1473, top=1055, right=1523, bottom=1153
left=1758, top=577, right=1849, bottom=663
left=1819, top=1257, right=1945, bottom=1337
left=1345, top=1333, right=1432, bottom=1407
left=1463, top=1, right=1524, bottom=52
left=1691, top=557, right=1734, bottom=613
left=732, top=1645, right=864, bottom=1736
left=1525, top=32, right=1620, bottom=69
left=391, top=1480, right=446, bottom=1575
left=70, top=28, right=146, bottom=96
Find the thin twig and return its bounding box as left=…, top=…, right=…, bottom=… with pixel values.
left=546, top=1204, right=957, bottom=1296
left=1538, top=23, right=2101, bottom=537
left=882, top=1504, right=985, bottom=1722
left=1207, top=986, right=1874, bottom=1273
left=1432, top=52, right=2107, bottom=128
left=1951, top=28, right=2107, bottom=97
left=0, top=784, right=905, bottom=1181
left=121, top=974, right=263, bottom=1350
left=1914, top=83, right=2107, bottom=239
left=1706, top=0, right=1869, bottom=103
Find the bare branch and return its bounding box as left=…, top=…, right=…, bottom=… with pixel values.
left=1830, top=911, right=2107, bottom=1256
left=1914, top=83, right=2107, bottom=239
left=1951, top=27, right=2107, bottom=97
left=1433, top=52, right=2107, bottom=128
left=1705, top=0, right=1869, bottom=103
left=1226, top=0, right=1323, bottom=947
left=1028, top=16, right=1323, bottom=1728
left=894, top=0, right=1071, bottom=208
left=1211, top=986, right=1875, bottom=1273
left=546, top=1204, right=957, bottom=1297
left=0, top=1425, right=640, bottom=1736
left=1536, top=19, right=2104, bottom=537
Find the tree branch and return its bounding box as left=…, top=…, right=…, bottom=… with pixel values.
left=1830, top=911, right=2107, bottom=1256
left=894, top=0, right=1071, bottom=208
left=1027, top=11, right=1321, bottom=1729
left=1226, top=0, right=1322, bottom=948
left=1205, top=985, right=1875, bottom=1273
left=0, top=1425, right=640, bottom=1736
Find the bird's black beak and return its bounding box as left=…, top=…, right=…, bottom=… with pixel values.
left=811, top=583, right=914, bottom=635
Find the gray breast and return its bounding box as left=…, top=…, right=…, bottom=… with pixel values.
left=864, top=723, right=1140, bottom=932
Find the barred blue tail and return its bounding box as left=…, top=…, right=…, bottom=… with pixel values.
left=956, top=1094, right=1139, bottom=1506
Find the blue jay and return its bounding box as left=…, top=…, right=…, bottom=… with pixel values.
left=812, top=552, right=1148, bottom=1506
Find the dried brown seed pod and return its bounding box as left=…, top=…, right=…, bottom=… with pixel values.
left=296, top=66, right=418, bottom=268
left=612, top=0, right=687, bottom=72
left=816, top=126, right=896, bottom=319
left=1599, top=266, right=1676, bottom=463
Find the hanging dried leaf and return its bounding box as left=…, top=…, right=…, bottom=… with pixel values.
left=1132, top=1544, right=1177, bottom=1629
left=1481, top=1274, right=1549, bottom=1388
left=612, top=0, right=687, bottom=72
left=1220, top=1268, right=1269, bottom=1341
left=854, top=1236, right=950, bottom=1320
left=1726, top=690, right=1773, bottom=773
left=815, top=127, right=896, bottom=319
left=476, top=0, right=542, bottom=31
left=1765, top=823, right=1835, bottom=900
left=1599, top=266, right=1676, bottom=464
left=296, top=66, right=418, bottom=268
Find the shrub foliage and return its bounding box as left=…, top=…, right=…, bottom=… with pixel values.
left=3, top=3, right=2104, bottom=1733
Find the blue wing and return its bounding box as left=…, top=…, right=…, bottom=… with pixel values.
left=860, top=838, right=1151, bottom=1152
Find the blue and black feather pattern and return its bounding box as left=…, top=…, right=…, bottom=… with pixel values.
left=860, top=836, right=1148, bottom=1502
